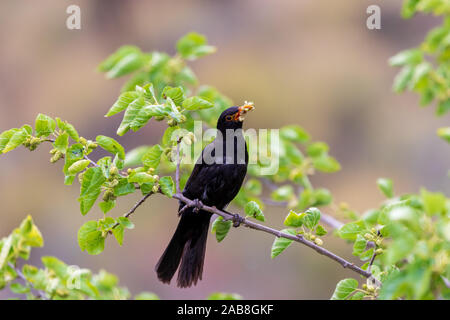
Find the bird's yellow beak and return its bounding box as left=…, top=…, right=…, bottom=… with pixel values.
left=235, top=101, right=255, bottom=121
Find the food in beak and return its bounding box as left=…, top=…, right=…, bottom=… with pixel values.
left=236, top=101, right=255, bottom=121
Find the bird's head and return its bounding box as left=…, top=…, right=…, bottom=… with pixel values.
left=216, top=102, right=255, bottom=132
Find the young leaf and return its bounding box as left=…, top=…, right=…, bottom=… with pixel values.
left=244, top=201, right=265, bottom=222
left=437, top=127, right=450, bottom=143
left=78, top=167, right=107, bottom=215
left=142, top=144, right=163, bottom=169
left=54, top=132, right=69, bottom=154
left=99, top=200, right=116, bottom=214
left=315, top=224, right=328, bottom=236
left=280, top=125, right=310, bottom=143
left=159, top=176, right=175, bottom=198
left=112, top=225, right=124, bottom=246
left=271, top=229, right=297, bottom=258
left=106, top=91, right=141, bottom=117
left=176, top=32, right=216, bottom=60
left=284, top=210, right=305, bottom=228
left=96, top=135, right=126, bottom=160
left=68, top=159, right=90, bottom=175
left=271, top=185, right=294, bottom=202
left=303, top=207, right=321, bottom=230
left=106, top=51, right=144, bottom=79
left=2, top=128, right=28, bottom=153
left=331, top=278, right=359, bottom=300
left=182, top=96, right=214, bottom=110
left=77, top=221, right=105, bottom=255
left=35, top=114, right=56, bottom=138
left=377, top=178, right=394, bottom=198
left=211, top=217, right=232, bottom=242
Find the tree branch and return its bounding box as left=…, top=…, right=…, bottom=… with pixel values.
left=172, top=192, right=376, bottom=281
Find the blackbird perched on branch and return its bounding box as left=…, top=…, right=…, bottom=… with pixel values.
left=155, top=103, right=255, bottom=288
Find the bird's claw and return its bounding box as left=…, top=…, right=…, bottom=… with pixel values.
left=232, top=214, right=244, bottom=227
left=192, top=199, right=203, bottom=213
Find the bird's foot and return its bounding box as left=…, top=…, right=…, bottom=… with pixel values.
left=232, top=214, right=245, bottom=228
left=192, top=199, right=203, bottom=213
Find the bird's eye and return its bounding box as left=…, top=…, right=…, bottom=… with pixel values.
left=225, top=115, right=233, bottom=121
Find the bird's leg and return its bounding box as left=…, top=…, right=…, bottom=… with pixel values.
left=192, top=199, right=203, bottom=213
left=178, top=204, right=189, bottom=216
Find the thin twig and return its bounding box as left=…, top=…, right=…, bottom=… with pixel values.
left=8, top=262, right=49, bottom=300
left=84, top=155, right=99, bottom=167
left=110, top=192, right=153, bottom=231
left=175, top=142, right=181, bottom=194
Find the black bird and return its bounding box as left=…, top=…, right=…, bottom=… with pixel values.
left=155, top=103, right=255, bottom=288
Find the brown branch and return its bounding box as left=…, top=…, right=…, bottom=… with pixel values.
left=172, top=192, right=376, bottom=282
left=109, top=192, right=153, bottom=231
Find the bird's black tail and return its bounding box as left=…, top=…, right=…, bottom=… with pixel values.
left=155, top=208, right=211, bottom=288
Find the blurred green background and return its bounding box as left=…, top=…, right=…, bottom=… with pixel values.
left=0, top=0, right=449, bottom=299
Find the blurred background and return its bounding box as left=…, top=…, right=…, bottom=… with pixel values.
left=0, top=0, right=449, bottom=299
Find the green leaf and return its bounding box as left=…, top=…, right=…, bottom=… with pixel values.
left=63, top=143, right=84, bottom=176
left=0, top=129, right=19, bottom=153
left=142, top=144, right=163, bottom=169
left=211, top=217, right=232, bottom=242
left=106, top=91, right=141, bottom=117
left=182, top=96, right=214, bottom=110
left=35, top=113, right=56, bottom=138
left=159, top=176, right=175, bottom=198
left=176, top=32, right=216, bottom=60
left=2, top=128, right=28, bottom=153
left=377, top=178, right=394, bottom=198
left=54, top=132, right=69, bottom=153
left=304, top=207, right=321, bottom=229
left=77, top=221, right=105, bottom=255
left=99, top=200, right=116, bottom=214
left=55, top=118, right=79, bottom=141
left=307, top=142, right=329, bottom=157
left=389, top=49, right=423, bottom=67
left=338, top=221, right=366, bottom=241
left=162, top=86, right=185, bottom=106
left=284, top=210, right=305, bottom=228
left=68, top=159, right=90, bottom=175
left=421, top=188, right=446, bottom=216
left=331, top=278, right=359, bottom=300
left=437, top=127, right=450, bottom=143
left=18, top=215, right=44, bottom=248
left=98, top=45, right=141, bottom=72
left=114, top=178, right=136, bottom=196
left=10, top=283, right=30, bottom=294
left=78, top=167, right=107, bottom=215
left=96, top=135, right=125, bottom=160
left=244, top=179, right=262, bottom=196
left=315, top=224, right=328, bottom=236
left=244, top=201, right=265, bottom=222
left=271, top=185, right=294, bottom=202
left=207, top=292, right=242, bottom=300
left=128, top=172, right=156, bottom=185
left=112, top=225, right=124, bottom=246
left=280, top=125, right=310, bottom=143
left=135, top=292, right=160, bottom=300
left=106, top=51, right=144, bottom=79
left=352, top=234, right=367, bottom=256
left=271, top=229, right=297, bottom=258
left=393, top=66, right=414, bottom=92
left=117, top=217, right=135, bottom=229
left=312, top=154, right=341, bottom=173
